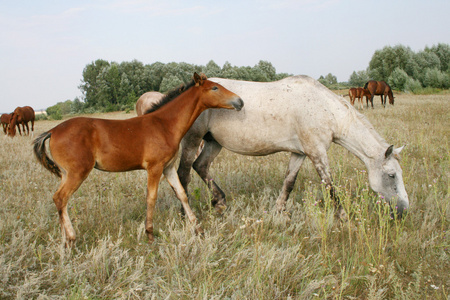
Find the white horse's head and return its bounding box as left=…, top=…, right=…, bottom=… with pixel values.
left=368, top=145, right=409, bottom=217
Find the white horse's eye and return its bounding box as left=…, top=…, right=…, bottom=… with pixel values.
left=388, top=174, right=395, bottom=179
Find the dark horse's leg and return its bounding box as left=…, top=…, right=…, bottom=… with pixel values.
left=381, top=95, right=386, bottom=108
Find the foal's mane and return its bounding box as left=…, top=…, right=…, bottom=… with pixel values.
left=144, top=79, right=196, bottom=114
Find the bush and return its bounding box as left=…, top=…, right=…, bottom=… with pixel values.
left=423, top=68, right=449, bottom=88
left=388, top=67, right=410, bottom=91
left=404, top=77, right=423, bottom=93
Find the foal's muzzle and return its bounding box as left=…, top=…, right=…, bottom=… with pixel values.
left=232, top=98, right=244, bottom=111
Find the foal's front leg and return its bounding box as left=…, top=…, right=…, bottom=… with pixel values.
left=164, top=165, right=203, bottom=235
left=145, top=168, right=162, bottom=242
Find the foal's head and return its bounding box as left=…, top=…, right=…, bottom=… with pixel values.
left=192, top=73, right=244, bottom=111
left=144, top=73, right=243, bottom=115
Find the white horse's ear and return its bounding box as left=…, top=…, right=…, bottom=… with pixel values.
left=385, top=145, right=394, bottom=159
left=394, top=146, right=404, bottom=155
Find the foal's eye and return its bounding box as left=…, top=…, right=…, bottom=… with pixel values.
left=212, top=86, right=218, bottom=91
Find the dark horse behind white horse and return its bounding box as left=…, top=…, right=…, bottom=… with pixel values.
left=177, top=76, right=409, bottom=217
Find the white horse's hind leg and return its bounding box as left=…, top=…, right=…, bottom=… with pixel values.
left=178, top=135, right=204, bottom=196
left=276, top=153, right=305, bottom=212
left=192, top=139, right=227, bottom=212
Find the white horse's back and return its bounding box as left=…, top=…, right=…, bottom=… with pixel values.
left=135, top=91, right=164, bottom=116
left=205, top=76, right=352, bottom=155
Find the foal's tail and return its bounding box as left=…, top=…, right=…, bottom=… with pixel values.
left=33, top=131, right=62, bottom=178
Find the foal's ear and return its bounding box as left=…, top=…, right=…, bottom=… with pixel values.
left=193, top=72, right=204, bottom=86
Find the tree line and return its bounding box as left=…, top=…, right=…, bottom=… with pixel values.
left=47, top=60, right=290, bottom=119
left=47, top=43, right=449, bottom=119
left=347, top=43, right=449, bottom=92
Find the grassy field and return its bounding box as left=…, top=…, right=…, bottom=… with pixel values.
left=0, top=93, right=448, bottom=299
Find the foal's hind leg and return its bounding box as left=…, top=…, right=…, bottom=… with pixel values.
left=276, top=153, right=305, bottom=212
left=53, top=171, right=90, bottom=246
left=192, top=139, right=227, bottom=213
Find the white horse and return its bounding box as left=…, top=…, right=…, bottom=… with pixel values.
left=177, top=76, right=409, bottom=216
left=135, top=91, right=164, bottom=116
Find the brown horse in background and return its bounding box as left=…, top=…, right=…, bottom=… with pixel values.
left=33, top=73, right=244, bottom=246
left=135, top=91, right=164, bottom=116
left=8, top=106, right=35, bottom=137
left=364, top=80, right=394, bottom=108
left=348, top=87, right=371, bottom=110
left=1, top=113, right=12, bottom=134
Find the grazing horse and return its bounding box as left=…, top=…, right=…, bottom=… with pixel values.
left=8, top=106, right=35, bottom=137
left=178, top=76, right=409, bottom=218
left=135, top=91, right=164, bottom=116
left=348, top=87, right=371, bottom=110
left=33, top=73, right=244, bottom=245
left=364, top=80, right=394, bottom=108
left=1, top=113, right=12, bottom=134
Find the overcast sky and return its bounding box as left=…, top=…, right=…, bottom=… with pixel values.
left=0, top=0, right=449, bottom=113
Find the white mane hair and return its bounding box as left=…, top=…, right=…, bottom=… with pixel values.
left=319, top=81, right=389, bottom=149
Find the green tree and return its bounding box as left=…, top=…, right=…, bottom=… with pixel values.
left=388, top=68, right=410, bottom=91
left=426, top=43, right=450, bottom=72
left=221, top=61, right=239, bottom=79
left=318, top=73, right=337, bottom=87
left=146, top=62, right=165, bottom=92
left=368, top=45, right=414, bottom=80
left=71, top=97, right=84, bottom=113
left=203, top=60, right=222, bottom=78
left=423, top=68, right=449, bottom=88
left=160, top=74, right=184, bottom=93
left=348, top=70, right=370, bottom=87
left=253, top=60, right=276, bottom=81
left=404, top=77, right=423, bottom=93
left=79, top=59, right=110, bottom=108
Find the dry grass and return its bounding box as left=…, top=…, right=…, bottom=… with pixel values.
left=0, top=94, right=448, bottom=299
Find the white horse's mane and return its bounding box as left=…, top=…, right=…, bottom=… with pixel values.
left=306, top=76, right=389, bottom=148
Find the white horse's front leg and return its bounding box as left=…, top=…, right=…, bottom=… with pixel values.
left=309, top=151, right=347, bottom=220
